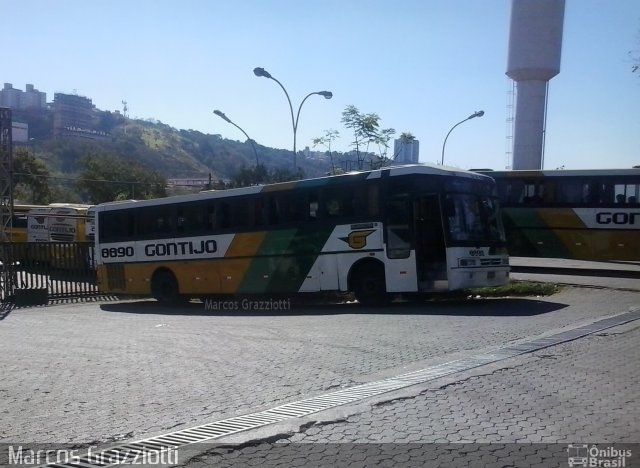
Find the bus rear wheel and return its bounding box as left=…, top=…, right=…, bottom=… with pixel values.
left=151, top=270, right=186, bottom=305
left=351, top=263, right=390, bottom=306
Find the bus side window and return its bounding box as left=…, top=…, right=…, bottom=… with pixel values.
left=219, top=202, right=231, bottom=229
left=342, top=188, right=354, bottom=217
left=521, top=182, right=543, bottom=205
left=325, top=197, right=340, bottom=217
left=352, top=186, right=378, bottom=218
left=176, top=205, right=191, bottom=234
left=270, top=194, right=299, bottom=224
left=614, top=183, right=640, bottom=204
left=504, top=180, right=524, bottom=205
left=322, top=187, right=354, bottom=219
left=206, top=204, right=216, bottom=231
left=543, top=180, right=556, bottom=203
left=125, top=211, right=136, bottom=238
left=286, top=194, right=306, bottom=222
left=138, top=208, right=159, bottom=238
left=368, top=185, right=380, bottom=217
left=266, top=197, right=279, bottom=225
left=309, top=193, right=319, bottom=221
left=176, top=208, right=186, bottom=233
left=230, top=199, right=249, bottom=228
left=155, top=213, right=172, bottom=234
left=102, top=209, right=137, bottom=241
left=13, top=213, right=28, bottom=229
left=585, top=183, right=602, bottom=204
left=253, top=198, right=264, bottom=227
left=496, top=180, right=510, bottom=204
left=177, top=202, right=208, bottom=235
left=601, top=183, right=615, bottom=204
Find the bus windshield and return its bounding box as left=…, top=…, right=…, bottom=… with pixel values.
left=445, top=193, right=505, bottom=243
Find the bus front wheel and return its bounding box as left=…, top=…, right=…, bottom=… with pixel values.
left=351, top=262, right=389, bottom=306
left=151, top=270, right=185, bottom=305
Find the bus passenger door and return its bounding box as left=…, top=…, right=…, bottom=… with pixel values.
left=414, top=195, right=447, bottom=285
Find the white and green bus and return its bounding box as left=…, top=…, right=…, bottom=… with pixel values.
left=94, top=165, right=509, bottom=305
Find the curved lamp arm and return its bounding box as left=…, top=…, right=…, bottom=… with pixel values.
left=441, top=111, right=484, bottom=165
left=214, top=110, right=259, bottom=168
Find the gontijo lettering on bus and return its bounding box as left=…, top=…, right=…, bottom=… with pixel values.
left=99, top=235, right=232, bottom=262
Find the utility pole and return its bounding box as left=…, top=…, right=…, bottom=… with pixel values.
left=0, top=107, right=15, bottom=302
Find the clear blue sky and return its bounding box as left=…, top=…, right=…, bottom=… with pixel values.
left=4, top=0, right=640, bottom=170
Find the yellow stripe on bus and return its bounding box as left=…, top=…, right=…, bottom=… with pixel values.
left=225, top=232, right=267, bottom=258
left=535, top=208, right=587, bottom=229
left=98, top=257, right=260, bottom=296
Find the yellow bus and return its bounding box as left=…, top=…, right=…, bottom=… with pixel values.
left=1, top=204, right=45, bottom=242
left=27, top=204, right=93, bottom=242
left=476, top=168, right=640, bottom=261
left=25, top=204, right=93, bottom=269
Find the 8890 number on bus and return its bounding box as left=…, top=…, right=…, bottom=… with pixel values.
left=101, top=246, right=135, bottom=258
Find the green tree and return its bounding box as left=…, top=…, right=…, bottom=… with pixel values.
left=75, top=153, right=167, bottom=203
left=229, top=165, right=304, bottom=188
left=370, top=127, right=396, bottom=168
left=12, top=148, right=52, bottom=204
left=340, top=105, right=395, bottom=169
left=341, top=105, right=367, bottom=166
left=230, top=164, right=268, bottom=187
left=312, top=129, right=340, bottom=175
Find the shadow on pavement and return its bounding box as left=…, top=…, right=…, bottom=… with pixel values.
left=100, top=296, right=568, bottom=317
left=0, top=302, right=15, bottom=320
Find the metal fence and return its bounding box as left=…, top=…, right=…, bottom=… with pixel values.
left=1, top=242, right=99, bottom=306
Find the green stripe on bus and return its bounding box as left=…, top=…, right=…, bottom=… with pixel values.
left=503, top=209, right=572, bottom=258
left=238, top=226, right=334, bottom=293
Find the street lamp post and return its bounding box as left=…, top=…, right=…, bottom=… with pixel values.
left=441, top=110, right=485, bottom=166
left=213, top=109, right=260, bottom=168
left=253, top=67, right=332, bottom=170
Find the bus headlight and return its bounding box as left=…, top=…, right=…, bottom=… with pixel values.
left=459, top=258, right=477, bottom=267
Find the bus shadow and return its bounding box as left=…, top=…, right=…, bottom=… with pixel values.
left=99, top=296, right=568, bottom=317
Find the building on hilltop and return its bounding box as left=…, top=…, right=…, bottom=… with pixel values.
left=53, top=92, right=93, bottom=134
left=0, top=83, right=46, bottom=110
left=393, top=138, right=419, bottom=164
left=22, top=84, right=47, bottom=109
left=1, top=83, right=21, bottom=108
left=1, top=84, right=109, bottom=140
left=53, top=92, right=107, bottom=140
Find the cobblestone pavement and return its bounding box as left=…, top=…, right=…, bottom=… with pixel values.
left=0, top=286, right=638, bottom=452
left=178, top=321, right=640, bottom=467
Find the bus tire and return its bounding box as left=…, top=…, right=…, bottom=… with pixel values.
left=351, top=262, right=390, bottom=307
left=151, top=270, right=186, bottom=305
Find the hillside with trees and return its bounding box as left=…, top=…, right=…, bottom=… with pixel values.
left=12, top=105, right=409, bottom=204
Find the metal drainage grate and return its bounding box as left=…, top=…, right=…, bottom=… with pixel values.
left=40, top=308, right=640, bottom=468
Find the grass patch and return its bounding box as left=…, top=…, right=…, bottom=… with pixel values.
left=465, top=281, right=561, bottom=298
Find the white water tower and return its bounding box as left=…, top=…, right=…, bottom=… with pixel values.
left=506, top=0, right=565, bottom=170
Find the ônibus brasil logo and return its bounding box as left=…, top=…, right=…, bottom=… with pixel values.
left=567, top=444, right=632, bottom=467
